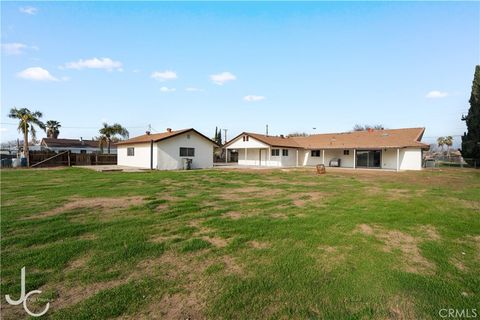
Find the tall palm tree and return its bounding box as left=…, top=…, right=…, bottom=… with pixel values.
left=8, top=107, right=45, bottom=166
left=45, top=120, right=61, bottom=139
left=437, top=137, right=446, bottom=153
left=98, top=123, right=129, bottom=154
left=444, top=136, right=454, bottom=158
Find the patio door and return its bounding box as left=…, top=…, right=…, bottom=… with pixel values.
left=356, top=150, right=381, bottom=168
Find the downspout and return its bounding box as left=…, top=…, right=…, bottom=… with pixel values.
left=150, top=140, right=154, bottom=170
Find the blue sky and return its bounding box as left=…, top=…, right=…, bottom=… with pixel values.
left=1, top=2, right=479, bottom=146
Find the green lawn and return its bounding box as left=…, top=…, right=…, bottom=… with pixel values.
left=1, top=167, right=479, bottom=319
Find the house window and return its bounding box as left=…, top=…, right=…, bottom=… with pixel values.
left=282, top=149, right=289, bottom=156
left=343, top=150, right=350, bottom=155
left=180, top=147, right=195, bottom=157
left=271, top=149, right=280, bottom=156
left=311, top=150, right=321, bottom=157
left=127, top=147, right=135, bottom=156
left=243, top=135, right=249, bottom=142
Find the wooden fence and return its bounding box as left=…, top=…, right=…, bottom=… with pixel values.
left=30, top=151, right=117, bottom=167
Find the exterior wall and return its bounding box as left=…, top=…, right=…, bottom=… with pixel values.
left=237, top=148, right=282, bottom=166
left=382, top=149, right=398, bottom=170
left=303, top=150, right=324, bottom=166
left=227, top=136, right=269, bottom=149
left=156, top=132, right=214, bottom=170
left=117, top=143, right=156, bottom=168
left=399, top=148, right=422, bottom=170
left=324, top=149, right=355, bottom=168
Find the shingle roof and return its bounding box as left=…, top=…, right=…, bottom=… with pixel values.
left=116, top=128, right=218, bottom=146
left=226, top=128, right=430, bottom=150
left=41, top=138, right=105, bottom=149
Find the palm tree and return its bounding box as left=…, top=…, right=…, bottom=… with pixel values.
left=98, top=123, right=129, bottom=154
left=8, top=107, right=45, bottom=166
left=45, top=120, right=61, bottom=139
left=437, top=137, right=446, bottom=154
left=444, top=136, right=453, bottom=158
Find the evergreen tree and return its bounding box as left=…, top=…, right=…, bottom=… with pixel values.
left=217, top=128, right=222, bottom=145
left=214, top=126, right=218, bottom=142
left=461, top=65, right=480, bottom=167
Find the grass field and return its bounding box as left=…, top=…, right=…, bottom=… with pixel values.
left=1, top=167, right=479, bottom=319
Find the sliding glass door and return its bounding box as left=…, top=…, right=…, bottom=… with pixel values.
left=356, top=150, right=381, bottom=168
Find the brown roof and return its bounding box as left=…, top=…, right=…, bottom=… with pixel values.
left=116, top=128, right=218, bottom=146
left=225, top=128, right=429, bottom=150
left=41, top=138, right=105, bottom=149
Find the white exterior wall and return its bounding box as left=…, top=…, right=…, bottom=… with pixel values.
left=237, top=148, right=282, bottom=166
left=324, top=149, right=355, bottom=168
left=156, top=132, right=214, bottom=170
left=399, top=148, right=423, bottom=170
left=117, top=143, right=156, bottom=168
left=382, top=149, right=398, bottom=170
left=228, top=136, right=269, bottom=149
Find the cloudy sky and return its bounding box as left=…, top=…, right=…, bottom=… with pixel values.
left=1, top=2, right=479, bottom=145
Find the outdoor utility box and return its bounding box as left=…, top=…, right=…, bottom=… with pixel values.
left=183, top=158, right=192, bottom=170
left=329, top=158, right=341, bottom=167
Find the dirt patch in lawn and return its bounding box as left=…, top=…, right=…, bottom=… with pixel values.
left=133, top=250, right=244, bottom=319
left=219, top=187, right=282, bottom=201
left=365, top=186, right=418, bottom=200
left=202, top=236, right=230, bottom=248
left=30, top=196, right=146, bottom=219
left=355, top=224, right=437, bottom=275
left=387, top=294, right=417, bottom=320
left=249, top=240, right=271, bottom=249
left=290, top=191, right=327, bottom=207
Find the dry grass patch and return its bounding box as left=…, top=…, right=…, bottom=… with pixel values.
left=248, top=241, right=271, bottom=249
left=28, top=196, right=146, bottom=220
left=355, top=224, right=438, bottom=275
left=290, top=191, right=327, bottom=207
left=387, top=294, right=417, bottom=320
left=202, top=236, right=230, bottom=248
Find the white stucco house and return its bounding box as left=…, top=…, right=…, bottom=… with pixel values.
left=116, top=128, right=217, bottom=170
left=224, top=128, right=430, bottom=171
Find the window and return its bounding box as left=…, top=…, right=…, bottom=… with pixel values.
left=127, top=147, right=135, bottom=156
left=271, top=149, right=280, bottom=156
left=180, top=147, right=195, bottom=157
left=343, top=150, right=350, bottom=155
left=242, top=135, right=249, bottom=142
left=311, top=150, right=320, bottom=157
left=282, top=149, right=289, bottom=156
left=80, top=150, right=87, bottom=154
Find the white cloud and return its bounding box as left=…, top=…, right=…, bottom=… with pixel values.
left=160, top=86, right=176, bottom=93
left=426, top=90, right=449, bottom=99
left=17, top=67, right=58, bottom=81
left=185, top=87, right=204, bottom=92
left=210, top=72, right=236, bottom=85
left=151, top=70, right=177, bottom=81
left=19, top=6, right=38, bottom=15
left=244, top=95, right=266, bottom=102
left=65, top=57, right=123, bottom=71
left=2, top=43, right=27, bottom=55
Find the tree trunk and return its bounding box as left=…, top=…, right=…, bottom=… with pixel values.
left=107, top=139, right=111, bottom=154
left=23, top=123, right=29, bottom=167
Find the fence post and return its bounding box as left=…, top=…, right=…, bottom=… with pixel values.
left=68, top=151, right=71, bottom=167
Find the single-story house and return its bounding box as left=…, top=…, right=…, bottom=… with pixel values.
left=224, top=127, right=430, bottom=171
left=116, top=128, right=218, bottom=170
left=40, top=138, right=115, bottom=154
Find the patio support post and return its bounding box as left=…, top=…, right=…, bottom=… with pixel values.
left=322, top=149, right=325, bottom=165
left=245, top=148, right=247, bottom=162
left=296, top=149, right=299, bottom=167
left=396, top=148, right=400, bottom=172
left=353, top=149, right=356, bottom=169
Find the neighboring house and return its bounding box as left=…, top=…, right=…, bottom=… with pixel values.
left=224, top=127, right=430, bottom=171
left=40, top=138, right=115, bottom=154
left=116, top=128, right=218, bottom=170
